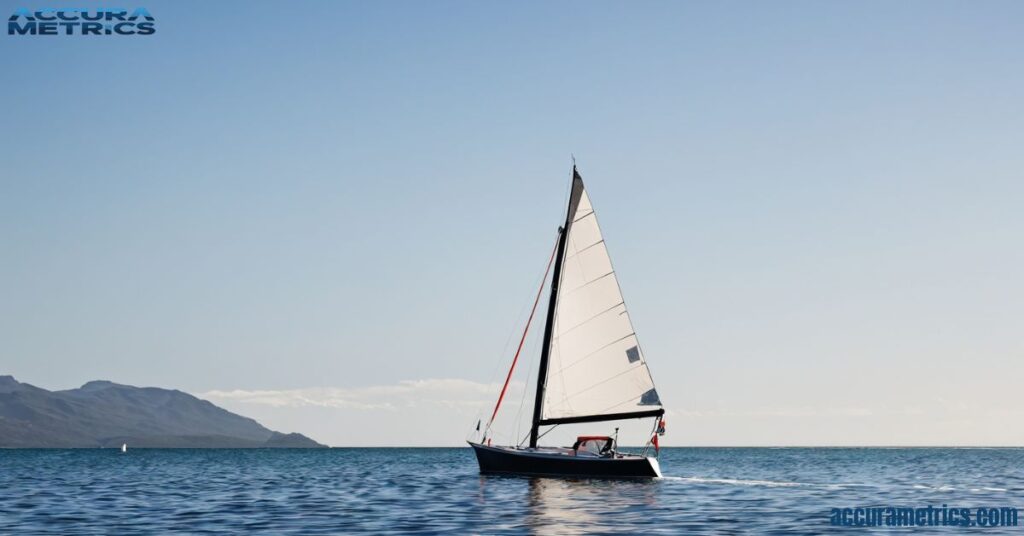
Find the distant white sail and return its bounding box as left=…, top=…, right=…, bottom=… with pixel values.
left=121, top=443, right=127, bottom=453
left=540, top=185, right=661, bottom=421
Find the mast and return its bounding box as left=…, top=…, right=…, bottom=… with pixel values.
left=530, top=166, right=584, bottom=448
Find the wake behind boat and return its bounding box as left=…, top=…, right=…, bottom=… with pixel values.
left=469, top=165, right=666, bottom=478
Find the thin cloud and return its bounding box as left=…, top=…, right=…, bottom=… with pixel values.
left=199, top=379, right=523, bottom=412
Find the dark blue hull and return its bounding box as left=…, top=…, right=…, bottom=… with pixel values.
left=469, top=442, right=661, bottom=478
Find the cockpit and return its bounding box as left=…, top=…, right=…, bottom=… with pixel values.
left=572, top=436, right=614, bottom=457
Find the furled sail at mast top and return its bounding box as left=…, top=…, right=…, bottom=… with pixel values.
left=538, top=170, right=663, bottom=425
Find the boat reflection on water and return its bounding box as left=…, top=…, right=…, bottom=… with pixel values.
left=523, top=477, right=658, bottom=535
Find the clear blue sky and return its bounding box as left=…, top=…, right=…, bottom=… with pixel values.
left=2, top=1, right=1022, bottom=446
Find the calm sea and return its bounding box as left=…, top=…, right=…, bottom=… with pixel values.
left=1, top=448, right=1021, bottom=534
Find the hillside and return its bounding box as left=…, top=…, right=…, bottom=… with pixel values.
left=0, top=376, right=325, bottom=448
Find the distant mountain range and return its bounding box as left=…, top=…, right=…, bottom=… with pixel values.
left=0, top=376, right=325, bottom=448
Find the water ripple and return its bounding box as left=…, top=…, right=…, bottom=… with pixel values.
left=1, top=448, right=1022, bottom=534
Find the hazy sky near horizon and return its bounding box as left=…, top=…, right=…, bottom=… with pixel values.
left=2, top=1, right=1023, bottom=446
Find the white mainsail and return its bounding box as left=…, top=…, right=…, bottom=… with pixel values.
left=540, top=180, right=662, bottom=422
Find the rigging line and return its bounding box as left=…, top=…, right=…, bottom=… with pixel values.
left=476, top=230, right=556, bottom=438
left=518, top=421, right=559, bottom=448
left=477, top=275, right=537, bottom=425
left=641, top=416, right=660, bottom=457
left=513, top=307, right=541, bottom=443
left=513, top=341, right=530, bottom=443
left=536, top=424, right=558, bottom=444
left=485, top=233, right=559, bottom=435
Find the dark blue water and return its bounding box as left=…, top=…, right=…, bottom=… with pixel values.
left=1, top=448, right=1022, bottom=534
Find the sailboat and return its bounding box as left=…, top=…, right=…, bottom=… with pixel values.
left=469, top=166, right=666, bottom=478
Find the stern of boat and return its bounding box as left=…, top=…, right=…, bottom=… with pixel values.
left=646, top=455, right=662, bottom=478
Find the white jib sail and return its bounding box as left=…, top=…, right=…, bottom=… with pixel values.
left=541, top=186, right=662, bottom=421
